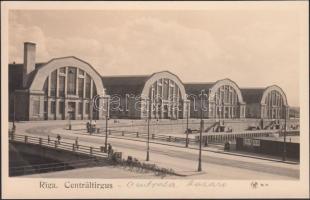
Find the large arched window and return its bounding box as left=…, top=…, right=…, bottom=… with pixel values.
left=148, top=78, right=182, bottom=119
left=214, top=85, right=239, bottom=118
left=265, top=90, right=285, bottom=119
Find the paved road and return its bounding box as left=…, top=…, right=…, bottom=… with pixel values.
left=22, top=124, right=299, bottom=179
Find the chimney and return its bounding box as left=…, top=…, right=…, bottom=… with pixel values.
left=23, top=42, right=36, bottom=88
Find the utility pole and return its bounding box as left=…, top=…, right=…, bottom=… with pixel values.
left=68, top=105, right=72, bottom=130
left=198, top=90, right=205, bottom=172
left=146, top=98, right=150, bottom=161
left=89, top=99, right=93, bottom=134
left=12, top=93, right=16, bottom=132
left=186, top=101, right=189, bottom=147
left=105, top=96, right=109, bottom=152
left=282, top=108, right=287, bottom=161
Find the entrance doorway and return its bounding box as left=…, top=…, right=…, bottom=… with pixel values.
left=68, top=102, right=76, bottom=120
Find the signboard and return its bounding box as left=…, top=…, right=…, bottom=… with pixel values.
left=244, top=138, right=252, bottom=146
left=252, top=139, right=260, bottom=147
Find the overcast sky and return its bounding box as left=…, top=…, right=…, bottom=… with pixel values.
left=8, top=3, right=306, bottom=107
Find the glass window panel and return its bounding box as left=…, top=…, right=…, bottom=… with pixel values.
left=50, top=70, right=57, bottom=97
left=85, top=102, right=90, bottom=114
left=59, top=76, right=65, bottom=97
left=59, top=101, right=64, bottom=114
left=85, top=74, right=91, bottom=98
left=78, top=78, right=84, bottom=98
left=78, top=102, right=83, bottom=114
left=51, top=101, right=56, bottom=114
left=33, top=100, right=40, bottom=115
left=59, top=67, right=66, bottom=74
left=67, top=67, right=77, bottom=95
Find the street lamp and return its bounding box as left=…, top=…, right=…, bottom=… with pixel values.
left=282, top=108, right=287, bottom=161
left=89, top=98, right=94, bottom=134
left=146, top=97, right=151, bottom=161
left=198, top=90, right=206, bottom=172
left=185, top=100, right=190, bottom=148
left=68, top=105, right=73, bottom=130
left=12, top=92, right=16, bottom=132
left=104, top=96, right=110, bottom=152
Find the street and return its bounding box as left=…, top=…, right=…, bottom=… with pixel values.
left=12, top=121, right=299, bottom=179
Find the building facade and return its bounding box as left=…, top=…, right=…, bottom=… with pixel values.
left=102, top=71, right=189, bottom=119
left=9, top=42, right=108, bottom=121
left=185, top=79, right=246, bottom=119
left=9, top=42, right=291, bottom=121
left=242, top=85, right=289, bottom=119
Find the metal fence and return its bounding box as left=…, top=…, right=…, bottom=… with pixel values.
left=96, top=129, right=197, bottom=145
left=9, top=158, right=108, bottom=176
left=9, top=133, right=110, bottom=176
left=9, top=133, right=108, bottom=158
left=95, top=128, right=299, bottom=146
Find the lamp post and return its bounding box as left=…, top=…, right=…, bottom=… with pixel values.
left=146, top=98, right=151, bottom=161
left=198, top=90, right=206, bottom=172
left=104, top=96, right=109, bottom=152
left=68, top=105, right=72, bottom=130
left=282, top=108, right=287, bottom=161
left=89, top=99, right=93, bottom=134
left=185, top=100, right=189, bottom=148
left=12, top=92, right=16, bottom=132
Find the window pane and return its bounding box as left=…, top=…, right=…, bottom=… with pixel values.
left=67, top=67, right=77, bottom=95
left=85, top=74, right=91, bottom=98
left=78, top=102, right=83, bottom=114
left=59, top=102, right=64, bottom=114
left=51, top=101, right=56, bottom=114
left=59, top=76, right=65, bottom=97
left=79, top=69, right=84, bottom=75
left=59, top=67, right=66, bottom=74
left=78, top=78, right=84, bottom=98
left=33, top=100, right=40, bottom=115
left=85, top=102, right=90, bottom=114
left=50, top=70, right=57, bottom=96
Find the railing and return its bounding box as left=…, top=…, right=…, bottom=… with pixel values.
left=202, top=130, right=300, bottom=144
left=9, top=158, right=108, bottom=176
left=9, top=133, right=108, bottom=158
left=96, top=129, right=197, bottom=145
left=95, top=128, right=299, bottom=146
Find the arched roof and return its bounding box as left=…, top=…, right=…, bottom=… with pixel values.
left=261, top=85, right=288, bottom=106
left=241, top=85, right=288, bottom=106
left=29, top=56, right=105, bottom=96
left=102, top=71, right=187, bottom=100
left=208, top=78, right=245, bottom=104
left=141, top=71, right=187, bottom=100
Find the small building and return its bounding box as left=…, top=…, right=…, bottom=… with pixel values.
left=184, top=78, right=246, bottom=119
left=236, top=136, right=299, bottom=161
left=241, top=86, right=289, bottom=119
left=9, top=42, right=108, bottom=121
left=102, top=71, right=189, bottom=119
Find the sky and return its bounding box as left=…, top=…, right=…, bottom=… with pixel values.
left=8, top=4, right=306, bottom=107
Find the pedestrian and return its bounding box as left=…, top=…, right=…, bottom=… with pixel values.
left=86, top=122, right=90, bottom=133
left=108, top=143, right=112, bottom=155
left=47, top=135, right=50, bottom=144
left=75, top=137, right=79, bottom=149
left=57, top=134, right=61, bottom=144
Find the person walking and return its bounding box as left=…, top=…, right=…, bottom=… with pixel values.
left=57, top=134, right=61, bottom=144
left=86, top=122, right=90, bottom=133
left=75, top=137, right=79, bottom=149
left=47, top=135, right=50, bottom=144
